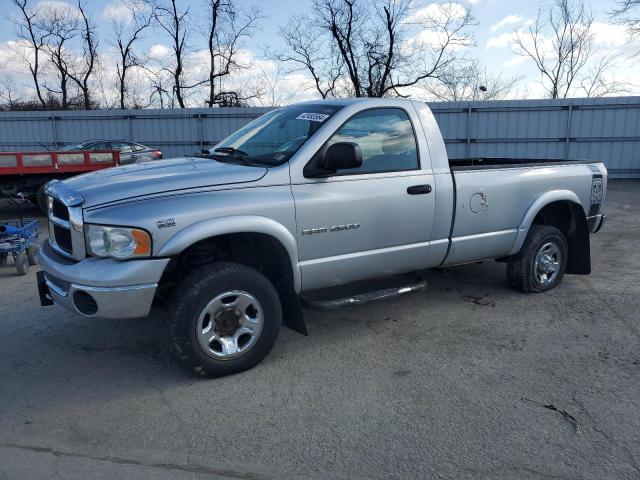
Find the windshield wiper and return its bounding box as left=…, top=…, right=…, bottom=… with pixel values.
left=214, top=147, right=249, bottom=156
left=196, top=151, right=266, bottom=168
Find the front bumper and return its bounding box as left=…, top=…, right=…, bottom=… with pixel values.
left=37, top=242, right=170, bottom=319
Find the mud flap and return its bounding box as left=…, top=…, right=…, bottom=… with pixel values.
left=567, top=203, right=591, bottom=275
left=281, top=289, right=308, bottom=336
left=37, top=270, right=54, bottom=306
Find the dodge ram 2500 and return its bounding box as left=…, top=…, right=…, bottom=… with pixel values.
left=37, top=98, right=607, bottom=377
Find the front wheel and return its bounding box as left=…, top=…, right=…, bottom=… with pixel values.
left=507, top=225, right=568, bottom=293
left=166, top=262, right=282, bottom=378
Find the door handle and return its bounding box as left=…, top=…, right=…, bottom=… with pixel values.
left=407, top=184, right=432, bottom=195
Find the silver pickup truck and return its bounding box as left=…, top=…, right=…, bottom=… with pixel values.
left=37, top=98, right=607, bottom=377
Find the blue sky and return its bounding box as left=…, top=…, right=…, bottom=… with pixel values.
left=0, top=0, right=638, bottom=105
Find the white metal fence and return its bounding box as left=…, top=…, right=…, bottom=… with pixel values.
left=0, top=96, right=638, bottom=177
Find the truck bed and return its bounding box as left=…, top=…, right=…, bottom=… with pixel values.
left=442, top=158, right=605, bottom=266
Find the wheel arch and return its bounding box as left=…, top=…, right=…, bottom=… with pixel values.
left=155, top=216, right=307, bottom=335
left=157, top=215, right=301, bottom=292
left=509, top=191, right=590, bottom=274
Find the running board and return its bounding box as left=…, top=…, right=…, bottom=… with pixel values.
left=300, top=275, right=427, bottom=311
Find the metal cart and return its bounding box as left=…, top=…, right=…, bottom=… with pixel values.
left=0, top=194, right=40, bottom=275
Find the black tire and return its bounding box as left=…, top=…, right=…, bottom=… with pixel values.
left=506, top=225, right=568, bottom=293
left=166, top=262, right=282, bottom=378
left=36, top=184, right=47, bottom=214
left=15, top=252, right=29, bottom=275
left=0, top=253, right=7, bottom=266
left=27, top=245, right=38, bottom=265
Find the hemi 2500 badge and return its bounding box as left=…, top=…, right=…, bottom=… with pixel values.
left=302, top=223, right=360, bottom=235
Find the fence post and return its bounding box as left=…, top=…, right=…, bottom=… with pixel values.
left=197, top=113, right=204, bottom=151
left=51, top=115, right=59, bottom=149
left=564, top=103, right=573, bottom=160
left=127, top=114, right=133, bottom=141
left=465, top=105, right=472, bottom=158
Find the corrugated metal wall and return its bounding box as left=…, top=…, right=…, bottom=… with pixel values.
left=0, top=96, right=638, bottom=177
left=431, top=96, right=640, bottom=178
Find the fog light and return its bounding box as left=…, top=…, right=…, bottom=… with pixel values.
left=73, top=291, right=98, bottom=316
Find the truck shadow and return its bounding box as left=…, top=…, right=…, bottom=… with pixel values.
left=0, top=259, right=521, bottom=420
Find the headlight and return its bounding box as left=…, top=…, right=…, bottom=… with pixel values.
left=84, top=225, right=151, bottom=259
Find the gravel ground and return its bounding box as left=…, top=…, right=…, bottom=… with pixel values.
left=0, top=180, right=638, bottom=480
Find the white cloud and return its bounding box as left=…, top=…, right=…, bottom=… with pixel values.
left=486, top=31, right=517, bottom=49
left=504, top=55, right=527, bottom=68
left=0, top=41, right=26, bottom=78
left=408, top=3, right=469, bottom=24
left=591, top=22, right=631, bottom=48
left=103, top=1, right=133, bottom=24
left=490, top=15, right=524, bottom=32
left=411, top=29, right=472, bottom=50
left=405, top=3, right=471, bottom=51
left=102, top=1, right=149, bottom=25
left=148, top=44, right=170, bottom=59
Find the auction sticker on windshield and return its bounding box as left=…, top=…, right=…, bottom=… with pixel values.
left=296, top=113, right=330, bottom=122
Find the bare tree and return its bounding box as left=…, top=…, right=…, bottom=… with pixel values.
left=36, top=2, right=81, bottom=109
left=203, top=0, right=263, bottom=107
left=269, top=15, right=343, bottom=98
left=253, top=64, right=297, bottom=107
left=10, top=0, right=46, bottom=107
left=275, top=0, right=474, bottom=98
left=425, top=61, right=523, bottom=101
left=611, top=1, right=640, bottom=47
left=142, top=65, right=174, bottom=108
left=109, top=0, right=153, bottom=109
left=66, top=1, right=98, bottom=109
left=0, top=79, right=19, bottom=110
left=578, top=56, right=631, bottom=97
left=153, top=0, right=189, bottom=107
left=513, top=0, right=593, bottom=99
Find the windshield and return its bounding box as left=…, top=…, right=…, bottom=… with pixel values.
left=209, top=104, right=342, bottom=166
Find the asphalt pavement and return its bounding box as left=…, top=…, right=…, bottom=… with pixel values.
left=0, top=180, right=638, bottom=479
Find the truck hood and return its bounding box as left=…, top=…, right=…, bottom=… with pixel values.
left=63, top=157, right=268, bottom=207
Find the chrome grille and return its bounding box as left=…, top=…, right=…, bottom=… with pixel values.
left=53, top=224, right=72, bottom=252
left=46, top=181, right=85, bottom=261
left=52, top=199, right=69, bottom=220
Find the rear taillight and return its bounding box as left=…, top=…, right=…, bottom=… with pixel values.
left=152, top=151, right=162, bottom=158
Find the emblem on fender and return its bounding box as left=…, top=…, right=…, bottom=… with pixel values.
left=157, top=218, right=176, bottom=229
left=591, top=178, right=603, bottom=203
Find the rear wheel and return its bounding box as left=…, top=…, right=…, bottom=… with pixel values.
left=27, top=245, right=38, bottom=265
left=166, top=262, right=282, bottom=378
left=15, top=252, right=29, bottom=275
left=507, top=225, right=568, bottom=293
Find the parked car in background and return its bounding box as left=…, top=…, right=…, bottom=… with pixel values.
left=62, top=140, right=162, bottom=164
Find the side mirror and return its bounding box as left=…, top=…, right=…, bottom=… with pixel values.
left=323, top=142, right=362, bottom=171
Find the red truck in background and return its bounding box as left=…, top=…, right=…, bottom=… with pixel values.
left=0, top=150, right=120, bottom=212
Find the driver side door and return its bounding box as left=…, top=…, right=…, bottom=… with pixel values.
left=292, top=107, right=436, bottom=291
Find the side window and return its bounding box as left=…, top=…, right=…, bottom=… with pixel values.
left=87, top=142, right=109, bottom=151
left=327, top=108, right=419, bottom=174
left=133, top=144, right=146, bottom=152
left=112, top=142, right=133, bottom=153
